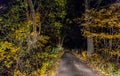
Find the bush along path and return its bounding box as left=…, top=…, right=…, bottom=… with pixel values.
left=56, top=52, right=102, bottom=76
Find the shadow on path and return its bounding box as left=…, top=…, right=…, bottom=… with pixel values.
left=56, top=53, right=101, bottom=76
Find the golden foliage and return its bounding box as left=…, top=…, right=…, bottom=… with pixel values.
left=37, top=35, right=49, bottom=48
left=99, top=48, right=120, bottom=57
left=26, top=12, right=40, bottom=25
left=0, top=41, right=19, bottom=69
left=40, top=62, right=49, bottom=74
left=0, top=41, right=19, bottom=53
left=83, top=30, right=120, bottom=39
left=27, top=20, right=33, bottom=25
left=81, top=51, right=87, bottom=58
left=36, top=12, right=40, bottom=24
left=11, top=23, right=30, bottom=40
left=13, top=69, right=23, bottom=76
left=81, top=3, right=120, bottom=28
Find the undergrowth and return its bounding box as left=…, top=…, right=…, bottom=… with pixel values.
left=73, top=50, right=120, bottom=76
left=0, top=45, right=63, bottom=76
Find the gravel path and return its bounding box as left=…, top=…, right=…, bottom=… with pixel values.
left=56, top=53, right=101, bottom=76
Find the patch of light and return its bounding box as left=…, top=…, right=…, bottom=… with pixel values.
left=74, top=63, right=92, bottom=73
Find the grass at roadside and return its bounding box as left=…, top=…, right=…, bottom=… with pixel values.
left=12, top=48, right=64, bottom=76
left=72, top=50, right=120, bottom=76
left=45, top=49, right=64, bottom=76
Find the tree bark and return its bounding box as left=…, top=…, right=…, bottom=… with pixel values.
left=87, top=36, right=94, bottom=56
left=85, top=0, right=94, bottom=57
left=27, top=0, right=37, bottom=49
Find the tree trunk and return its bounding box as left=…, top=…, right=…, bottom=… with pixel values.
left=87, top=36, right=94, bottom=56
left=85, top=0, right=94, bottom=57
left=27, top=0, right=37, bottom=49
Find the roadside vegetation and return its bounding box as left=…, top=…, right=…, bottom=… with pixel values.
left=0, top=0, right=120, bottom=76
left=74, top=3, right=120, bottom=76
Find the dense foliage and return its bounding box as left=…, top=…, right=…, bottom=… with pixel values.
left=75, top=3, right=120, bottom=76
left=0, top=0, right=65, bottom=75
left=80, top=3, right=120, bottom=62
left=0, top=0, right=120, bottom=76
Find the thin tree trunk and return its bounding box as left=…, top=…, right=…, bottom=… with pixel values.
left=27, top=0, right=37, bottom=49
left=87, top=36, right=94, bottom=56
left=57, top=35, right=65, bottom=51
left=85, top=0, right=94, bottom=57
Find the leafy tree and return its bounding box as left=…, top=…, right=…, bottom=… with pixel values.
left=78, top=3, right=120, bottom=61
left=0, top=0, right=66, bottom=75
left=35, top=0, right=67, bottom=48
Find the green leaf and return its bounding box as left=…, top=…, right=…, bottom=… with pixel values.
left=0, top=18, right=2, bottom=22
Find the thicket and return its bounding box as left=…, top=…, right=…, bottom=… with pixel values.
left=0, top=0, right=65, bottom=75
left=75, top=3, right=120, bottom=76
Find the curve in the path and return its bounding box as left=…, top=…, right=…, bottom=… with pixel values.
left=56, top=53, right=101, bottom=76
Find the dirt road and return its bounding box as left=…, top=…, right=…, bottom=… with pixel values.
left=56, top=53, right=101, bottom=76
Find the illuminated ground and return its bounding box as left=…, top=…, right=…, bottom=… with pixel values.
left=56, top=53, right=100, bottom=76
